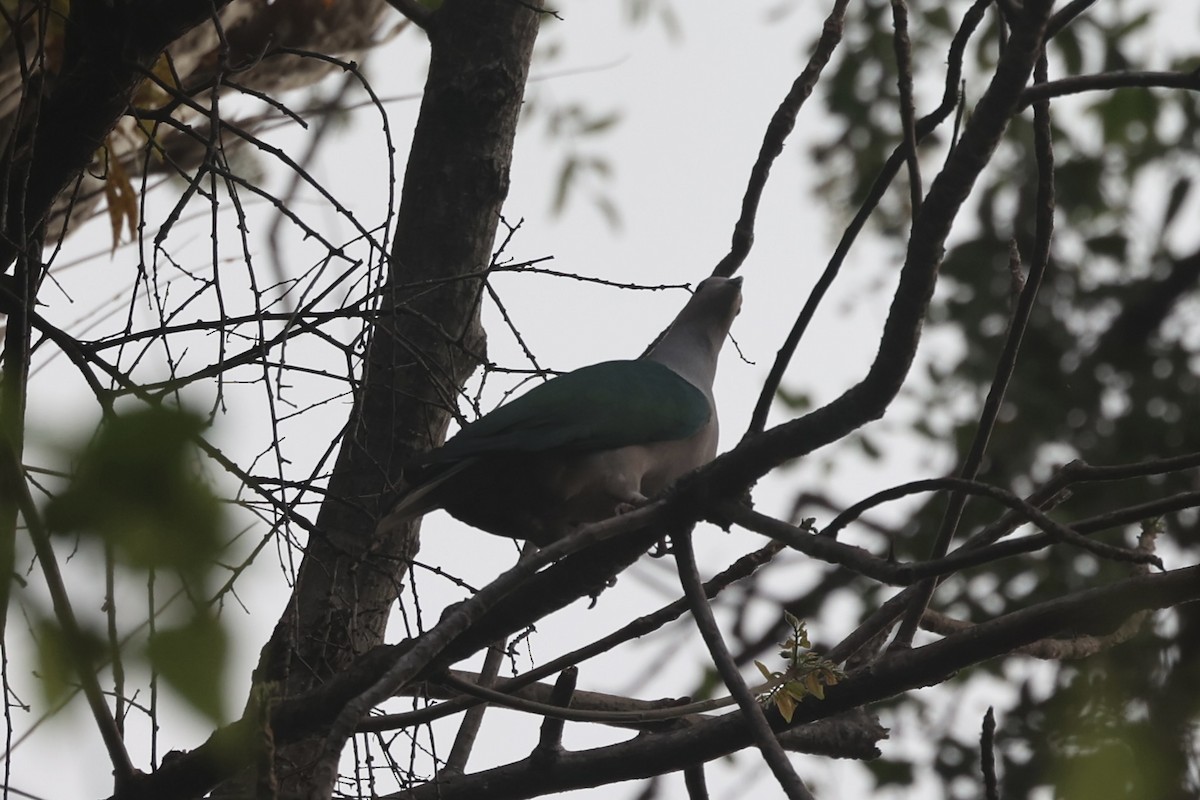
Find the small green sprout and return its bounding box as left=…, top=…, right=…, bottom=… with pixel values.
left=754, top=612, right=845, bottom=723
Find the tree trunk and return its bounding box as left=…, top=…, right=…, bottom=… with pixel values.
left=239, top=1, right=543, bottom=793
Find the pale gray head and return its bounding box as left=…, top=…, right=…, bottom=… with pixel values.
left=646, top=275, right=742, bottom=392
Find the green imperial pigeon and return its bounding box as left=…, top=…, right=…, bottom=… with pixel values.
left=382, top=275, right=742, bottom=545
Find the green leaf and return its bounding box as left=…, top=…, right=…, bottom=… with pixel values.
left=1088, top=90, right=1160, bottom=147
left=34, top=618, right=105, bottom=706
left=146, top=611, right=228, bottom=723
left=1054, top=25, right=1084, bottom=75
left=591, top=192, right=622, bottom=231
left=551, top=156, right=579, bottom=215
left=858, top=434, right=881, bottom=460
left=34, top=620, right=74, bottom=705
left=45, top=407, right=223, bottom=583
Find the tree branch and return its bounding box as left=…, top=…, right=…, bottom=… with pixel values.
left=673, top=530, right=814, bottom=800
left=713, top=0, right=850, bottom=277
left=2, top=447, right=135, bottom=790
left=358, top=541, right=782, bottom=731
left=746, top=0, right=992, bottom=435
left=383, top=0, right=435, bottom=28
left=893, top=47, right=1057, bottom=649
left=105, top=560, right=1200, bottom=800
left=734, top=0, right=1050, bottom=459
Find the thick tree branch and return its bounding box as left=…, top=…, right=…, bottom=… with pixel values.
left=362, top=542, right=782, bottom=732
left=746, top=0, right=992, bottom=434
left=238, top=1, right=544, bottom=795
left=105, top=554, right=1200, bottom=800
left=738, top=0, right=1048, bottom=452
left=379, top=565, right=1200, bottom=800
left=383, top=0, right=435, bottom=28
left=894, top=47, right=1058, bottom=650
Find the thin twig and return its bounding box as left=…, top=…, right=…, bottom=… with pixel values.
left=683, top=765, right=709, bottom=799
left=359, top=541, right=782, bottom=732
left=824, top=492, right=1195, bottom=667
left=1019, top=69, right=1200, bottom=108
left=104, top=543, right=126, bottom=736
left=745, top=0, right=992, bottom=435
left=890, top=0, right=923, bottom=217
left=823, top=478, right=1161, bottom=569
left=1046, top=0, right=1097, bottom=39
left=981, top=707, right=999, bottom=800
left=531, top=667, right=577, bottom=763
left=4, top=452, right=135, bottom=787
left=721, top=487, right=1183, bottom=590
left=713, top=0, right=851, bottom=277
left=893, top=48, right=1058, bottom=650
left=439, top=642, right=505, bottom=777
left=673, top=530, right=814, bottom=800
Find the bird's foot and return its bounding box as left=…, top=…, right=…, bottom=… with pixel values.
left=613, top=492, right=650, bottom=516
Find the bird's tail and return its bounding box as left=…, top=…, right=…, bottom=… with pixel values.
left=375, top=458, right=476, bottom=535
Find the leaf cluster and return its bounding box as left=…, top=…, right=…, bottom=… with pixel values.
left=755, top=612, right=845, bottom=723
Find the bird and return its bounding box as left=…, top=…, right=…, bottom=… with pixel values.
left=380, top=275, right=743, bottom=546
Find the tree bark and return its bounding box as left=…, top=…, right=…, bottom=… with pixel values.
left=242, top=1, right=543, bottom=793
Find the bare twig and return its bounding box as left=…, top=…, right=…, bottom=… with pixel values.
left=745, top=0, right=992, bottom=436
left=981, top=707, right=999, bottom=800
left=893, top=48, right=1058, bottom=651
left=673, top=530, right=814, bottom=800
left=921, top=520, right=1162, bottom=660
left=721, top=487, right=1185, bottom=591
left=1046, top=0, right=1097, bottom=39
left=3, top=451, right=135, bottom=788
left=531, top=667, right=577, bottom=764
left=1019, top=69, right=1200, bottom=108
left=824, top=478, right=1161, bottom=568
left=713, top=0, right=850, bottom=277
left=438, top=642, right=505, bottom=778
left=359, top=542, right=783, bottom=732
left=890, top=0, right=923, bottom=217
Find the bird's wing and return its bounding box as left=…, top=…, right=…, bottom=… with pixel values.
left=416, top=359, right=711, bottom=465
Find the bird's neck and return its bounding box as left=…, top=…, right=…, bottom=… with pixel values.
left=646, top=330, right=720, bottom=394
